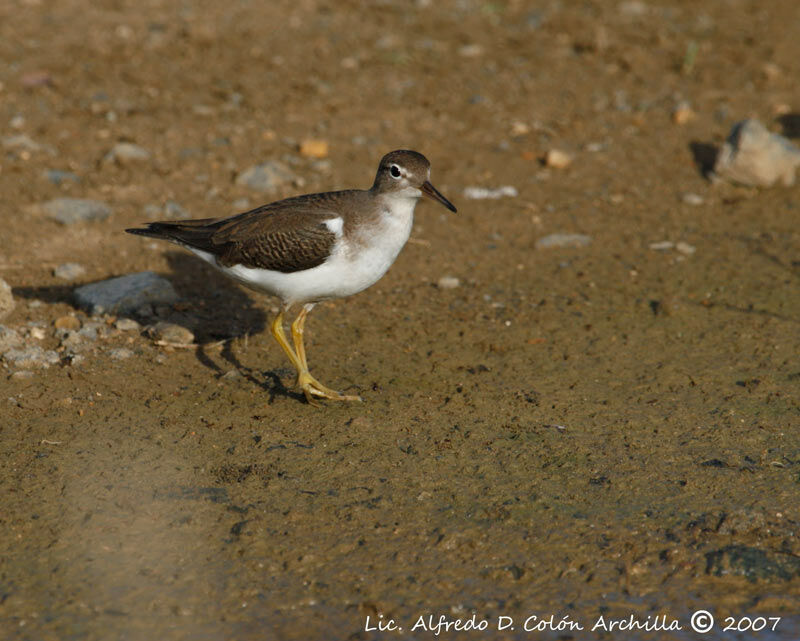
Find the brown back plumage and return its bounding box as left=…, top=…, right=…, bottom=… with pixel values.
left=126, top=191, right=355, bottom=273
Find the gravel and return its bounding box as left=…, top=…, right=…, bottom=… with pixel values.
left=2, top=346, right=61, bottom=369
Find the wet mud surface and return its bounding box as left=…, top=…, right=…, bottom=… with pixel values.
left=1, top=1, right=799, bottom=639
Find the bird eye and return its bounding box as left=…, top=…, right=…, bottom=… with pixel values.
left=389, top=164, right=401, bottom=179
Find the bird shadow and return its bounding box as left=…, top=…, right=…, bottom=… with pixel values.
left=162, top=252, right=305, bottom=403
left=12, top=250, right=302, bottom=403
left=688, top=141, right=719, bottom=179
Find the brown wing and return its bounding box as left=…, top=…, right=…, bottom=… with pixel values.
left=127, top=191, right=359, bottom=273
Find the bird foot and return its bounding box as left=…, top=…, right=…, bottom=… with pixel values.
left=297, top=372, right=362, bottom=404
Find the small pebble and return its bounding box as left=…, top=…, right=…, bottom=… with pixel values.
left=147, top=322, right=195, bottom=346
left=78, top=325, right=99, bottom=341
left=0, top=278, right=14, bottom=320
left=619, top=0, right=647, bottom=16
left=458, top=44, right=483, bottom=57
left=115, top=318, right=141, bottom=331
left=672, top=101, right=695, bottom=125
left=53, top=263, right=87, bottom=281
left=544, top=149, right=573, bottom=169
left=676, top=241, right=696, bottom=255
left=54, top=315, right=81, bottom=331
left=236, top=161, right=296, bottom=193
left=28, top=327, right=47, bottom=340
left=2, top=134, right=46, bottom=153
left=164, top=200, right=190, bottom=220
left=462, top=186, right=518, bottom=200
left=68, top=354, right=86, bottom=367
left=682, top=193, right=704, bottom=206
left=41, top=198, right=112, bottom=225
left=762, top=62, right=782, bottom=80
left=437, top=276, right=461, bottom=290
left=535, top=233, right=592, bottom=249
left=104, top=142, right=151, bottom=165
left=649, top=241, right=674, bottom=251
left=231, top=198, right=251, bottom=212
left=21, top=70, right=53, bottom=88
left=44, top=169, right=81, bottom=186
left=108, top=347, right=134, bottom=360
left=510, top=121, right=530, bottom=136
left=10, top=370, right=35, bottom=380
left=298, top=139, right=329, bottom=159
left=59, top=331, right=86, bottom=352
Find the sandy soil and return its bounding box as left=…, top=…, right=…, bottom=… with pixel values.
left=1, top=0, right=799, bottom=639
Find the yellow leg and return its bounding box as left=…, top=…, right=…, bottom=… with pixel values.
left=271, top=306, right=361, bottom=403
left=290, top=304, right=313, bottom=372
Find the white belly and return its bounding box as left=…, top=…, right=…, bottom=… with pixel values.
left=188, top=197, right=416, bottom=307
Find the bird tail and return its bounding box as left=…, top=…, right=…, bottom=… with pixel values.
left=125, top=219, right=220, bottom=252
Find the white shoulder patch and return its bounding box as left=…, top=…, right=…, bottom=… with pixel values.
left=324, top=217, right=344, bottom=235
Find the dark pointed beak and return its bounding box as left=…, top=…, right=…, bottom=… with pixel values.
left=421, top=180, right=457, bottom=213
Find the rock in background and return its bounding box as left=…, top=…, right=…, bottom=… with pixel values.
left=713, top=119, right=800, bottom=187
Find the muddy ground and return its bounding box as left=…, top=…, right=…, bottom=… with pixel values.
left=1, top=0, right=799, bottom=639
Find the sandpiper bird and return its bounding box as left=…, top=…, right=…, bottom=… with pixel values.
left=126, top=150, right=456, bottom=403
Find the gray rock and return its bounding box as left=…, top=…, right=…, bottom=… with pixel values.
left=42, top=198, right=112, bottom=225
left=53, top=262, right=87, bottom=281
left=535, top=233, right=593, bottom=249
left=2, top=346, right=60, bottom=369
left=105, top=142, right=151, bottom=165
left=236, top=161, right=296, bottom=192
left=0, top=278, right=14, bottom=320
left=43, top=169, right=80, bottom=186
left=713, top=119, right=800, bottom=187
left=0, top=325, right=23, bottom=351
left=73, top=271, right=178, bottom=316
